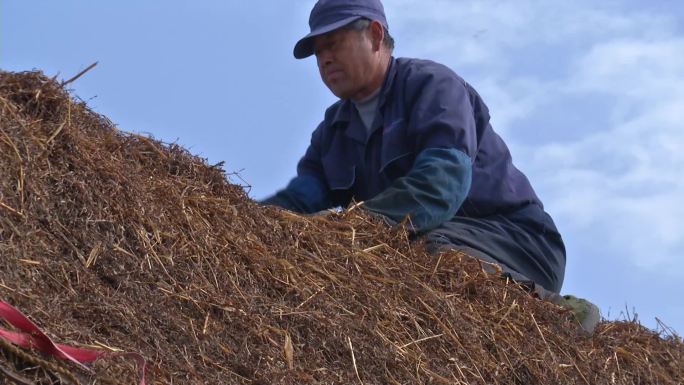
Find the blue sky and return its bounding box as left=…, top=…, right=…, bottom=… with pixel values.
left=2, top=1, right=683, bottom=334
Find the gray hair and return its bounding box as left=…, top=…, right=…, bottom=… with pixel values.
left=348, top=18, right=395, bottom=52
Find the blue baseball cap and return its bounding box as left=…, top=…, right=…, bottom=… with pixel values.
left=293, top=0, right=388, bottom=59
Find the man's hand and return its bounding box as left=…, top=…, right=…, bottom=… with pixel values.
left=362, top=207, right=398, bottom=227
left=310, top=208, right=338, bottom=217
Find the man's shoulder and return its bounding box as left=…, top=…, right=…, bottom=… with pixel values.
left=395, top=57, right=464, bottom=83
left=321, top=99, right=346, bottom=124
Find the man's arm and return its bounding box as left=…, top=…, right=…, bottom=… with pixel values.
left=363, top=147, right=471, bottom=232
left=364, top=61, right=480, bottom=232
left=260, top=122, right=333, bottom=214
left=261, top=174, right=332, bottom=214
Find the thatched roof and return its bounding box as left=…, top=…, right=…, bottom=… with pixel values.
left=0, top=70, right=681, bottom=384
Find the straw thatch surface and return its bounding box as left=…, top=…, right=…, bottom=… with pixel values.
left=0, top=70, right=682, bottom=385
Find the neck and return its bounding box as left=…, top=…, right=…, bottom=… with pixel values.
left=351, top=54, right=391, bottom=102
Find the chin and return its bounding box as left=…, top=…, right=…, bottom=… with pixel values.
left=325, top=81, right=352, bottom=99
left=329, top=88, right=347, bottom=99
left=328, top=87, right=351, bottom=99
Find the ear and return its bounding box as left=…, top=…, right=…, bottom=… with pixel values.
left=368, top=20, right=385, bottom=51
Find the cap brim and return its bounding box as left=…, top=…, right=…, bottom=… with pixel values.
left=293, top=16, right=363, bottom=59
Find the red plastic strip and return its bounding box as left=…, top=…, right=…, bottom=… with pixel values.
left=0, top=299, right=146, bottom=385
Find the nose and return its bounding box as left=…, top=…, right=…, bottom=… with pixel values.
left=316, top=49, right=333, bottom=69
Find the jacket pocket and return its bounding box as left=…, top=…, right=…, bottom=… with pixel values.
left=380, top=119, right=414, bottom=177
left=322, top=154, right=356, bottom=190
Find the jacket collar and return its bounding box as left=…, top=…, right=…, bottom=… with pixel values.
left=377, top=56, right=398, bottom=112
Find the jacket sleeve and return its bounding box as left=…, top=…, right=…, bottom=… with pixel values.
left=261, top=174, right=332, bottom=213
left=362, top=147, right=472, bottom=232
left=405, top=62, right=479, bottom=158
left=260, top=122, right=333, bottom=214
left=363, top=61, right=480, bottom=232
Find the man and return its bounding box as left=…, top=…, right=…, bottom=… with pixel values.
left=263, top=0, right=599, bottom=332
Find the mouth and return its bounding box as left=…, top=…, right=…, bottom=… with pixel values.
left=325, top=69, right=343, bottom=80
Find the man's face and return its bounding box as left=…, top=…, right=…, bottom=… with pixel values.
left=313, top=25, right=375, bottom=100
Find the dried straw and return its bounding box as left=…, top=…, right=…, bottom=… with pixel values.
left=0, top=71, right=681, bottom=384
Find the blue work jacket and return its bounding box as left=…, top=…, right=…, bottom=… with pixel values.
left=264, top=57, right=558, bottom=235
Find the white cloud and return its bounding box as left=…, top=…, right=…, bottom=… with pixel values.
left=386, top=0, right=677, bottom=68
left=535, top=37, right=684, bottom=269
left=572, top=38, right=684, bottom=99
left=531, top=95, right=684, bottom=268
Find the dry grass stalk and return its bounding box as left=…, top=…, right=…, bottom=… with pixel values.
left=0, top=70, right=682, bottom=384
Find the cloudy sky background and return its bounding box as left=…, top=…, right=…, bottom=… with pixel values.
left=2, top=1, right=683, bottom=333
